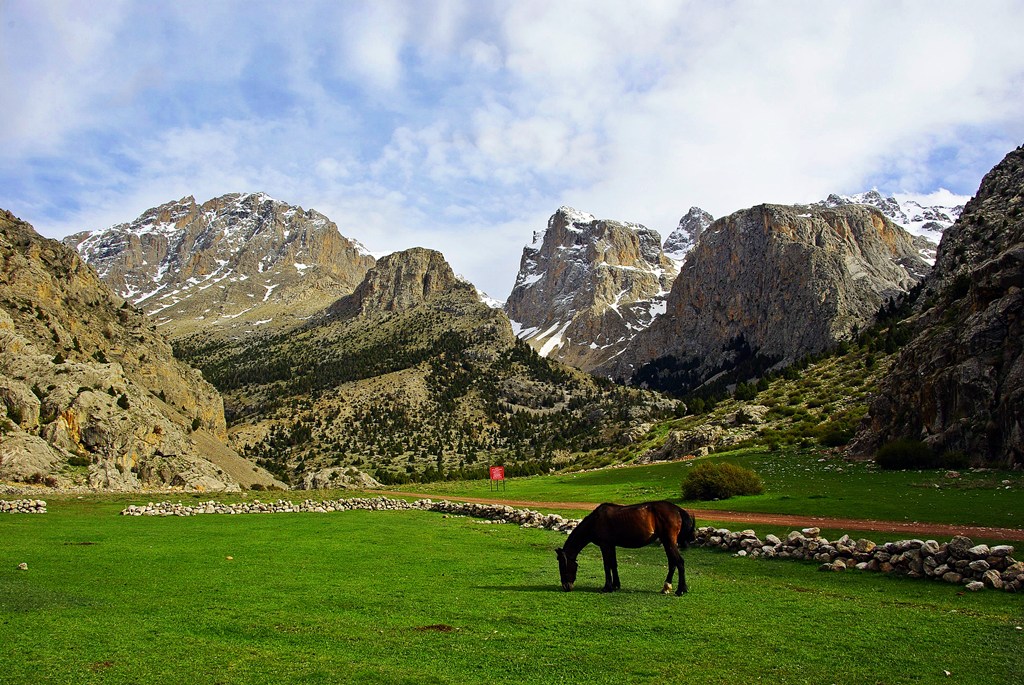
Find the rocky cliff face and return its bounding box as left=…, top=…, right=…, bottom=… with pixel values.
left=0, top=209, right=281, bottom=491
left=605, top=203, right=930, bottom=391
left=854, top=145, right=1024, bottom=466
left=339, top=247, right=469, bottom=315
left=65, top=193, right=375, bottom=340
left=503, top=206, right=678, bottom=372
left=663, top=207, right=714, bottom=262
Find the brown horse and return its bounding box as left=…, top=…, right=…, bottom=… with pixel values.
left=555, top=501, right=696, bottom=595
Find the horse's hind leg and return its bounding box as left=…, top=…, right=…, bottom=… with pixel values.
left=672, top=546, right=688, bottom=595
left=663, top=544, right=687, bottom=595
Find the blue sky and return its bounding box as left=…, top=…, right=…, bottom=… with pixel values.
left=2, top=1, right=1023, bottom=299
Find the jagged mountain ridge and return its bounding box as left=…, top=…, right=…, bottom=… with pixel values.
left=606, top=203, right=931, bottom=393
left=64, top=192, right=375, bottom=340
left=815, top=189, right=963, bottom=238
left=0, top=209, right=281, bottom=491
left=174, top=247, right=676, bottom=486
left=503, top=206, right=678, bottom=373
left=814, top=190, right=964, bottom=263
left=854, top=145, right=1024, bottom=466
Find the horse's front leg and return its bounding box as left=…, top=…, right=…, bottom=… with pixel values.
left=599, top=545, right=619, bottom=592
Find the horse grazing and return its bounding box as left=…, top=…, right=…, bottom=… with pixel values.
left=556, top=501, right=696, bottom=596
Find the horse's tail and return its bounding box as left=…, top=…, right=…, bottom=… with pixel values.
left=677, top=508, right=697, bottom=550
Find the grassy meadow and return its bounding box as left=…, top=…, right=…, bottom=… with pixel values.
left=2, top=497, right=1023, bottom=685
left=392, top=448, right=1024, bottom=533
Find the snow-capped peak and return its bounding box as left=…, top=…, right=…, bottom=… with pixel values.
left=814, top=189, right=965, bottom=240
left=663, top=207, right=714, bottom=263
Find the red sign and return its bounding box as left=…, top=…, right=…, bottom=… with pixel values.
left=489, top=466, right=505, bottom=481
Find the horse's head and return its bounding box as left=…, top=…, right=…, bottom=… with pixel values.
left=555, top=547, right=577, bottom=591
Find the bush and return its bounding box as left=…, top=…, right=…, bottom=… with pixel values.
left=875, top=439, right=936, bottom=469
left=682, top=461, right=764, bottom=501
left=819, top=429, right=854, bottom=447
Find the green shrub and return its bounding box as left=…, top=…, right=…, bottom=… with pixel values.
left=940, top=450, right=971, bottom=469
left=682, top=461, right=764, bottom=500
left=819, top=429, right=853, bottom=447
left=875, top=439, right=937, bottom=469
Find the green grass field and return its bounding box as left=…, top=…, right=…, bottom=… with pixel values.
left=3, top=451, right=1023, bottom=683
left=2, top=498, right=1023, bottom=684
left=396, top=449, right=1024, bottom=533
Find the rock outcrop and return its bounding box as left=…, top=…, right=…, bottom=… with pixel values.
left=854, top=145, right=1024, bottom=466
left=606, top=203, right=930, bottom=392
left=0, top=209, right=281, bottom=491
left=65, top=192, right=375, bottom=340
left=504, top=206, right=678, bottom=372
left=331, top=247, right=470, bottom=316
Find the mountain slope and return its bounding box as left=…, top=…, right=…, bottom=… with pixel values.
left=606, top=203, right=930, bottom=393
left=504, top=206, right=678, bottom=372
left=854, top=145, right=1024, bottom=466
left=0, top=209, right=281, bottom=491
left=65, top=192, right=375, bottom=340
left=175, top=247, right=677, bottom=486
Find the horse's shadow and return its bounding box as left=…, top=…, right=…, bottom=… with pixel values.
left=471, top=584, right=556, bottom=593
left=472, top=585, right=653, bottom=594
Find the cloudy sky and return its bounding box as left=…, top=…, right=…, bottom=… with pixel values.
left=3, top=1, right=1023, bottom=299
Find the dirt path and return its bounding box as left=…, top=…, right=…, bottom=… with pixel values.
left=386, top=491, right=1024, bottom=542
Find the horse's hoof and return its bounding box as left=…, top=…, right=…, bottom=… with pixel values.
left=661, top=583, right=672, bottom=594
left=676, top=587, right=688, bottom=596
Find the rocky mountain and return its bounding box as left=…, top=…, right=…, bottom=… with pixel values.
left=175, top=247, right=676, bottom=486
left=663, top=207, right=714, bottom=262
left=854, top=145, right=1024, bottom=466
left=503, top=206, right=679, bottom=373
left=814, top=190, right=964, bottom=263
left=64, top=192, right=375, bottom=341
left=604, top=203, right=930, bottom=394
left=0, top=209, right=281, bottom=491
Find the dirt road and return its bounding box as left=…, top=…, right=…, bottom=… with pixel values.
left=387, top=491, right=1024, bottom=541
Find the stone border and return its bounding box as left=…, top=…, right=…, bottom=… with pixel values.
left=1, top=499, right=47, bottom=513
left=119, top=496, right=580, bottom=532
left=694, top=526, right=1020, bottom=593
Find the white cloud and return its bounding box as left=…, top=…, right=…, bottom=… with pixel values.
left=2, top=0, right=1024, bottom=300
